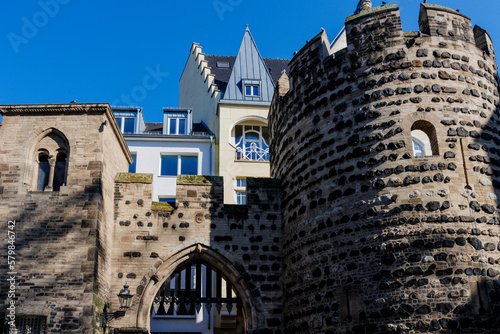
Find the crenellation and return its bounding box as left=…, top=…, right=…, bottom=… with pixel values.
left=269, top=3, right=500, bottom=333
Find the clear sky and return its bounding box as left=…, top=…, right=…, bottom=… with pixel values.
left=1, top=0, right=499, bottom=122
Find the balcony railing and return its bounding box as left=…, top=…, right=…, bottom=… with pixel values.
left=235, top=143, right=269, bottom=162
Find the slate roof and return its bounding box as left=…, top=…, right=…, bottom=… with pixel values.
left=144, top=122, right=162, bottom=133
left=204, top=55, right=289, bottom=95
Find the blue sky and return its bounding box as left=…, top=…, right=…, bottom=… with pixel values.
left=1, top=0, right=499, bottom=122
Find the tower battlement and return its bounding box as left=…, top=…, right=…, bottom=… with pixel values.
left=270, top=3, right=500, bottom=333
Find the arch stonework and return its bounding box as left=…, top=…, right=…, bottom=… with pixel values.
left=132, top=241, right=264, bottom=332
left=23, top=127, right=71, bottom=190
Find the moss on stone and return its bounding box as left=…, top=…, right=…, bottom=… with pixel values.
left=151, top=201, right=174, bottom=211
left=177, top=175, right=223, bottom=185
left=115, top=173, right=153, bottom=183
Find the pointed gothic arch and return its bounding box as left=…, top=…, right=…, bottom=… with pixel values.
left=24, top=128, right=70, bottom=191
left=133, top=243, right=263, bottom=333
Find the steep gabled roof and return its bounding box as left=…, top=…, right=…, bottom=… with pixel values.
left=205, top=55, right=289, bottom=95
left=222, top=27, right=279, bottom=102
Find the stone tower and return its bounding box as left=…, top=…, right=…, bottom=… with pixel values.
left=269, top=3, right=500, bottom=333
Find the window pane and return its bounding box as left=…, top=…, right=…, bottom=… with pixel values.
left=237, top=192, right=246, bottom=205
left=178, top=118, right=186, bottom=135
left=262, top=127, right=269, bottom=143
left=245, top=131, right=260, bottom=142
left=123, top=118, right=135, bottom=134
left=52, top=154, right=67, bottom=191
left=129, top=154, right=137, bottom=173
left=245, top=85, right=251, bottom=95
left=161, top=156, right=178, bottom=176
left=180, top=156, right=198, bottom=175
left=237, top=178, right=246, bottom=187
left=116, top=117, right=123, bottom=131
left=169, top=118, right=177, bottom=134
left=253, top=85, right=259, bottom=96
left=37, top=156, right=50, bottom=191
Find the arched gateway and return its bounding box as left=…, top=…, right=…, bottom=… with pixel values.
left=134, top=244, right=261, bottom=334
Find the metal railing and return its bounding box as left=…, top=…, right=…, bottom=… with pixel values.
left=235, top=143, right=269, bottom=161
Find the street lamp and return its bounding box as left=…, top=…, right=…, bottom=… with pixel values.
left=100, top=283, right=134, bottom=329
left=117, top=283, right=134, bottom=309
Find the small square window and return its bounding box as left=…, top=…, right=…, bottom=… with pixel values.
left=245, top=85, right=259, bottom=96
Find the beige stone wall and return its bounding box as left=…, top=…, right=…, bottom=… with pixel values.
left=109, top=175, right=283, bottom=333
left=270, top=4, right=500, bottom=333
left=0, top=104, right=130, bottom=333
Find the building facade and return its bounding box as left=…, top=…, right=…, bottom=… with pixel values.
left=179, top=27, right=289, bottom=204
left=1, top=2, right=500, bottom=334
left=112, top=107, right=214, bottom=204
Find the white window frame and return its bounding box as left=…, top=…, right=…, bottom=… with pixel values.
left=242, top=79, right=261, bottom=98
left=160, top=154, right=201, bottom=177
left=167, top=117, right=187, bottom=135
left=234, top=177, right=247, bottom=205
left=114, top=111, right=137, bottom=134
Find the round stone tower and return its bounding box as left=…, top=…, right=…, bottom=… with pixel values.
left=269, top=3, right=500, bottom=333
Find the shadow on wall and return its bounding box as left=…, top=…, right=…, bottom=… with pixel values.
left=0, top=189, right=105, bottom=333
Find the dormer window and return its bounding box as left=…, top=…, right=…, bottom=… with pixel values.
left=164, top=111, right=189, bottom=135
left=168, top=116, right=187, bottom=135
left=245, top=85, right=259, bottom=96
left=114, top=111, right=137, bottom=134
left=242, top=79, right=261, bottom=98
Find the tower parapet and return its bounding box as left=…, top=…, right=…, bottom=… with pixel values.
left=270, top=3, right=500, bottom=333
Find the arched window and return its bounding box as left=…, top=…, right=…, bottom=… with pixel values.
left=32, top=130, right=69, bottom=191
left=411, top=121, right=438, bottom=157
left=37, top=152, right=50, bottom=191
left=150, top=260, right=244, bottom=334
left=53, top=152, right=68, bottom=191
left=233, top=123, right=269, bottom=161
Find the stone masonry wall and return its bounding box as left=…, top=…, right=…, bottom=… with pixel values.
left=269, top=4, right=500, bottom=333
left=109, top=175, right=283, bottom=334
left=0, top=104, right=130, bottom=333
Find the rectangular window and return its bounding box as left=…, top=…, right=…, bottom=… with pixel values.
left=116, top=117, right=136, bottom=134
left=235, top=177, right=246, bottom=205
left=166, top=113, right=188, bottom=135
left=180, top=156, right=198, bottom=175
left=161, top=155, right=198, bottom=176
left=161, top=156, right=178, bottom=176
left=245, top=85, right=259, bottom=96
left=129, top=154, right=137, bottom=173
left=123, top=118, right=135, bottom=133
